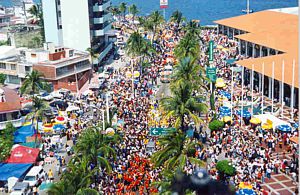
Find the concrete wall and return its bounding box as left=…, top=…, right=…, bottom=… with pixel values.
left=60, top=0, right=91, bottom=52
left=42, top=0, right=63, bottom=46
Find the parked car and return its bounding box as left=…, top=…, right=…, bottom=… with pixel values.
left=10, top=182, right=31, bottom=195
left=113, top=53, right=120, bottom=60
left=51, top=91, right=63, bottom=99
left=23, top=166, right=46, bottom=187
left=39, top=92, right=53, bottom=101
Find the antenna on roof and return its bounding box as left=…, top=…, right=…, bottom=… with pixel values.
left=242, top=0, right=253, bottom=14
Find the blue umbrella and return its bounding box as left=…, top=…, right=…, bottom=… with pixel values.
left=236, top=189, right=256, bottom=195
left=219, top=90, right=231, bottom=99
left=219, top=106, right=230, bottom=113
left=292, top=123, right=299, bottom=128
left=226, top=58, right=236, bottom=65
left=219, top=111, right=231, bottom=117
left=236, top=110, right=251, bottom=118
left=276, top=124, right=292, bottom=132
left=53, top=124, right=65, bottom=132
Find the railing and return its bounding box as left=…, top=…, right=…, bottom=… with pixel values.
left=0, top=118, right=23, bottom=130
left=98, top=42, right=113, bottom=62
left=93, top=0, right=111, bottom=12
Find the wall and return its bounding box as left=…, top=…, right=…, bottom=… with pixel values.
left=60, top=0, right=91, bottom=52
left=49, top=51, right=66, bottom=61
left=42, top=0, right=63, bottom=46
left=52, top=70, right=90, bottom=92
left=32, top=65, right=56, bottom=79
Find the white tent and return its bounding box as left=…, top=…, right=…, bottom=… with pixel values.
left=66, top=105, right=80, bottom=112
left=254, top=114, right=290, bottom=130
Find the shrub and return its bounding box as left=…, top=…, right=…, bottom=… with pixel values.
left=208, top=119, right=224, bottom=131
left=216, top=160, right=235, bottom=176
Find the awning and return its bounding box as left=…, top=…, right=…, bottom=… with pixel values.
left=0, top=163, right=32, bottom=181
left=6, top=145, right=40, bottom=163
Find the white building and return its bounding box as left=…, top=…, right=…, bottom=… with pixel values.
left=42, top=0, right=113, bottom=65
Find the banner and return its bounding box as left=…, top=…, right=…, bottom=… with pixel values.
left=160, top=0, right=168, bottom=9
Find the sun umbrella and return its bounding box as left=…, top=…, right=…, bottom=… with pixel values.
left=239, top=182, right=253, bottom=189
left=219, top=90, right=231, bottom=99
left=222, top=116, right=232, bottom=123
left=236, top=110, right=251, bottom=118
left=250, top=117, right=261, bottom=125
left=292, top=122, right=299, bottom=128
left=219, top=106, right=230, bottom=113
left=276, top=124, right=292, bottom=132
left=66, top=105, right=80, bottom=112
left=53, top=124, right=65, bottom=132
left=226, top=58, right=236, bottom=65
left=219, top=111, right=231, bottom=117
left=55, top=116, right=66, bottom=123
left=215, top=78, right=226, bottom=88
left=106, top=128, right=115, bottom=136
left=236, top=189, right=256, bottom=195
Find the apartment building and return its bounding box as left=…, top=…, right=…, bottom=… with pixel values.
left=42, top=0, right=113, bottom=65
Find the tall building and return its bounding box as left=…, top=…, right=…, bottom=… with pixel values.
left=42, top=0, right=113, bottom=64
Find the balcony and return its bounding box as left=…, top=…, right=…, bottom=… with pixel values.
left=55, top=63, right=91, bottom=79
left=98, top=42, right=113, bottom=62
left=93, top=23, right=111, bottom=36
left=0, top=118, right=23, bottom=130
left=93, top=13, right=111, bottom=24
left=93, top=0, right=111, bottom=12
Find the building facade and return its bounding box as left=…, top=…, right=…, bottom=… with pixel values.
left=42, top=0, right=113, bottom=64
left=215, top=8, right=299, bottom=111
left=0, top=43, right=91, bottom=92
left=0, top=87, right=23, bottom=130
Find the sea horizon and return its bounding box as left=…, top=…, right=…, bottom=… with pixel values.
left=1, top=0, right=298, bottom=25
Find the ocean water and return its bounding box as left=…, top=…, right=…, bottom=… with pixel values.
left=111, top=0, right=298, bottom=25
left=1, top=0, right=298, bottom=25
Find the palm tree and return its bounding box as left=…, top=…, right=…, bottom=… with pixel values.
left=27, top=97, right=48, bottom=147
left=76, top=188, right=98, bottom=195
left=75, top=127, right=118, bottom=174
left=48, top=156, right=95, bottom=195
left=119, top=2, right=127, bottom=21
left=109, top=6, right=121, bottom=17
left=151, top=132, right=205, bottom=170
left=20, top=70, right=50, bottom=95
left=172, top=57, right=207, bottom=91
left=148, top=11, right=164, bottom=43
left=128, top=4, right=139, bottom=25
left=170, top=10, right=185, bottom=27
left=126, top=31, right=146, bottom=58
left=160, top=81, right=207, bottom=130
left=86, top=47, right=98, bottom=83
left=174, top=35, right=200, bottom=61
left=28, top=5, right=39, bottom=19
left=184, top=20, right=201, bottom=40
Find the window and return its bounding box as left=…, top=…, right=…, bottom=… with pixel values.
left=0, top=63, right=6, bottom=69
left=11, top=64, right=16, bottom=70
left=25, top=66, right=31, bottom=72
left=0, top=113, right=7, bottom=122
left=31, top=53, right=36, bottom=58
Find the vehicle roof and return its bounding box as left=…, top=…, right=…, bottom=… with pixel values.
left=26, top=166, right=43, bottom=176
left=12, top=182, right=29, bottom=190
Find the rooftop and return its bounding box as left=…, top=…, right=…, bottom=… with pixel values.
left=215, top=10, right=298, bottom=87
left=0, top=87, right=21, bottom=114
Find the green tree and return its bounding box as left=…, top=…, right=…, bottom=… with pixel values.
left=208, top=119, right=224, bottom=131
left=48, top=156, right=95, bottom=195
left=184, top=20, right=201, bottom=40
left=86, top=47, right=98, bottom=81
left=152, top=132, right=205, bottom=170
left=76, top=188, right=98, bottom=195
left=28, top=5, right=39, bottom=19
left=148, top=11, right=164, bottom=43
left=20, top=70, right=50, bottom=95
left=170, top=10, right=185, bottom=27
left=32, top=36, right=41, bottom=48
left=109, top=6, right=121, bottom=17
left=0, top=122, right=16, bottom=161
left=119, top=2, right=127, bottom=21
left=161, top=81, right=207, bottom=130
left=128, top=4, right=139, bottom=25
left=75, top=127, right=118, bottom=174
left=125, top=31, right=145, bottom=58
left=27, top=97, right=48, bottom=147
left=0, top=73, right=6, bottom=85
left=174, top=34, right=200, bottom=61
left=172, top=57, right=206, bottom=90
left=216, top=160, right=236, bottom=181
